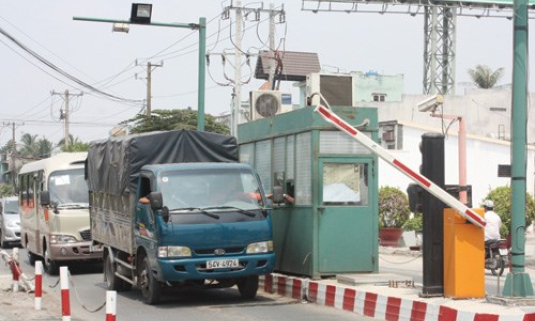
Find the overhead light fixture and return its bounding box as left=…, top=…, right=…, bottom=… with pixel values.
left=130, top=3, right=152, bottom=24
left=112, top=23, right=130, bottom=33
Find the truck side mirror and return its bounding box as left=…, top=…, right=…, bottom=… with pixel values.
left=40, top=191, right=50, bottom=206
left=149, top=192, right=163, bottom=211
left=272, top=186, right=284, bottom=204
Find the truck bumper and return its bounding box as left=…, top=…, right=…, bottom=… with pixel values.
left=156, top=253, right=275, bottom=282
left=49, top=241, right=103, bottom=261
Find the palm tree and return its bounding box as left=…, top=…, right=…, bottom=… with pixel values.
left=19, top=133, right=39, bottom=157
left=36, top=138, right=53, bottom=158
left=467, top=65, right=504, bottom=89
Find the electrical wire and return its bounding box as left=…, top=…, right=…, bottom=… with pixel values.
left=0, top=25, right=143, bottom=105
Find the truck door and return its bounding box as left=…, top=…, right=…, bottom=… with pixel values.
left=135, top=175, right=157, bottom=253
left=318, top=158, right=376, bottom=273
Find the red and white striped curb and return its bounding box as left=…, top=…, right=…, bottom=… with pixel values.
left=260, top=274, right=535, bottom=321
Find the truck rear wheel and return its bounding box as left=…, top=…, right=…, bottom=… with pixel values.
left=237, top=275, right=259, bottom=299
left=139, top=257, right=161, bottom=305
left=105, top=253, right=132, bottom=292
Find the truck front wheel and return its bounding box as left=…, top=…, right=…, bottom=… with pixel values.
left=105, top=253, right=131, bottom=292
left=237, top=275, right=259, bottom=299
left=139, top=257, right=161, bottom=305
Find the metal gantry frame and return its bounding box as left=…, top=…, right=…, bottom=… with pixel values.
left=301, top=0, right=532, bottom=95
left=423, top=6, right=456, bottom=95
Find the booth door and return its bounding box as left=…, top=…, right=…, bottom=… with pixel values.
left=318, top=159, right=375, bottom=273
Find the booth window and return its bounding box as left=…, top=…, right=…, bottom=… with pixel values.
left=322, top=163, right=368, bottom=206
left=295, top=132, right=312, bottom=205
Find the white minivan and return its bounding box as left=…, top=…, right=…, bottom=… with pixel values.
left=18, top=152, right=102, bottom=274
left=0, top=196, right=21, bottom=248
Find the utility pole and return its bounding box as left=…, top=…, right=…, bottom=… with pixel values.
left=51, top=90, right=83, bottom=149
left=136, top=60, right=163, bottom=126
left=268, top=3, right=276, bottom=89
left=233, top=1, right=243, bottom=138
left=3, top=122, right=23, bottom=189
left=219, top=2, right=285, bottom=137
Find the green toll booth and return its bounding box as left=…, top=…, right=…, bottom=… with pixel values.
left=238, top=106, right=379, bottom=279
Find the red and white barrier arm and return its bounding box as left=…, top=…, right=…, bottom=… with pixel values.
left=314, top=104, right=486, bottom=229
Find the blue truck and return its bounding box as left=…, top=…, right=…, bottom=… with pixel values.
left=86, top=130, right=276, bottom=304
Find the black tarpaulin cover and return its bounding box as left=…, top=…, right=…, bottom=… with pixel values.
left=87, top=129, right=239, bottom=195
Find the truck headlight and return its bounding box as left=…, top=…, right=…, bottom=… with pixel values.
left=158, top=246, right=192, bottom=258
left=246, top=241, right=273, bottom=254
left=50, top=235, right=77, bottom=244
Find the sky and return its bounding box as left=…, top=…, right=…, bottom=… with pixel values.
left=0, top=1, right=531, bottom=149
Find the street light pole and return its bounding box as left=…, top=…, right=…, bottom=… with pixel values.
left=73, top=15, right=206, bottom=131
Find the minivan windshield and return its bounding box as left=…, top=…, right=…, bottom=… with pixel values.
left=49, top=168, right=88, bottom=206
left=3, top=199, right=18, bottom=214
left=159, top=168, right=264, bottom=211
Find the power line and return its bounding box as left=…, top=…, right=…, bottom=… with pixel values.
left=0, top=25, right=143, bottom=105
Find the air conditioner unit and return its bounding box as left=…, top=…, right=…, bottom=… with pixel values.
left=249, top=90, right=282, bottom=120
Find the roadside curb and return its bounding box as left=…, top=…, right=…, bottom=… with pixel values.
left=260, top=273, right=535, bottom=321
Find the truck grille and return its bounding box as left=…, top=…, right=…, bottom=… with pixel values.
left=79, top=229, right=91, bottom=241
left=194, top=247, right=244, bottom=255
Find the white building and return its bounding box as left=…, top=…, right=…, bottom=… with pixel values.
left=355, top=85, right=535, bottom=205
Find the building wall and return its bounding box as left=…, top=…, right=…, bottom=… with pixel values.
left=358, top=85, right=535, bottom=144
left=352, top=71, right=404, bottom=102
left=378, top=123, right=535, bottom=208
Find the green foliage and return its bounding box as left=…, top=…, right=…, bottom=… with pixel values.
left=0, top=183, right=14, bottom=197
left=467, top=65, right=504, bottom=89
left=484, top=186, right=535, bottom=237
left=379, top=186, right=411, bottom=228
left=122, top=109, right=230, bottom=135
left=19, top=134, right=52, bottom=158
left=403, top=214, right=423, bottom=231
left=61, top=142, right=90, bottom=152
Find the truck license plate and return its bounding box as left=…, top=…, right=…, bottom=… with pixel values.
left=207, top=259, right=239, bottom=269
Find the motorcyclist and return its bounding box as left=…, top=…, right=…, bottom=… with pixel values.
left=483, top=200, right=502, bottom=245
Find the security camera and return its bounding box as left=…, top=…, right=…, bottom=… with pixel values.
left=417, top=94, right=444, bottom=112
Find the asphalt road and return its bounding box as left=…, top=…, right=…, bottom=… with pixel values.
left=0, top=247, right=378, bottom=321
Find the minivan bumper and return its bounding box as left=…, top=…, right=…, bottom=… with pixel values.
left=49, top=241, right=103, bottom=261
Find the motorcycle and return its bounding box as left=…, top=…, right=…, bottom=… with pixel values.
left=485, top=239, right=508, bottom=276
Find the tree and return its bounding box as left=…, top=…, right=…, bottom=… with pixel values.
left=122, top=109, right=230, bottom=135
left=19, top=133, right=39, bottom=157
left=36, top=138, right=53, bottom=158
left=57, top=135, right=90, bottom=152
left=484, top=186, right=535, bottom=237
left=0, top=183, right=14, bottom=197
left=468, top=65, right=504, bottom=89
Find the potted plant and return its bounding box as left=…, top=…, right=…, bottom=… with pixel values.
left=403, top=214, right=423, bottom=250
left=379, top=186, right=411, bottom=247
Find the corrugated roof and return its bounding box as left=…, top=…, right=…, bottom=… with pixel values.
left=255, top=50, right=320, bottom=82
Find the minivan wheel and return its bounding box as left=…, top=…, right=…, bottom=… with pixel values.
left=0, top=229, right=6, bottom=248
left=43, top=247, right=59, bottom=275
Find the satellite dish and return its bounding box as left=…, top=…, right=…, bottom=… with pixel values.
left=255, top=93, right=280, bottom=117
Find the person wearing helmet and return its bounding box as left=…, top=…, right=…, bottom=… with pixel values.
left=483, top=200, right=501, bottom=244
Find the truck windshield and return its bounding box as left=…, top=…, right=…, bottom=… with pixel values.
left=159, top=168, right=265, bottom=211
left=49, top=168, right=89, bottom=206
